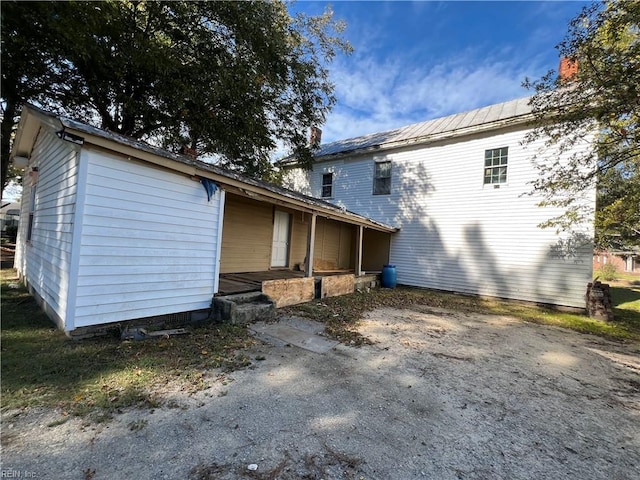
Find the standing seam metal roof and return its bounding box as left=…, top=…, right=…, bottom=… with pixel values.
left=310, top=96, right=533, bottom=159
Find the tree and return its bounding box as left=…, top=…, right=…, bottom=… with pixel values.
left=594, top=159, right=640, bottom=250
left=0, top=0, right=351, bottom=197
left=523, top=1, right=639, bottom=246
left=1, top=2, right=61, bottom=198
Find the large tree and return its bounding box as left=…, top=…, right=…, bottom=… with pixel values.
left=594, top=159, right=639, bottom=250
left=0, top=0, right=351, bottom=197
left=524, top=1, right=639, bottom=247
left=1, top=2, right=60, bottom=198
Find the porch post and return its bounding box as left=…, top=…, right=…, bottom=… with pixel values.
left=355, top=225, right=363, bottom=276
left=305, top=213, right=317, bottom=278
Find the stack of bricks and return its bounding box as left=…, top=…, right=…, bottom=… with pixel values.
left=586, top=280, right=614, bottom=321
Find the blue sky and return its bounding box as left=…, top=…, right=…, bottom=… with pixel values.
left=290, top=0, right=589, bottom=144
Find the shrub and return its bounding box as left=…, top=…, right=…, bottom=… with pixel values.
left=596, top=263, right=618, bottom=281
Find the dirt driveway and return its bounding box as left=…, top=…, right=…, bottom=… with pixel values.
left=2, top=306, right=639, bottom=479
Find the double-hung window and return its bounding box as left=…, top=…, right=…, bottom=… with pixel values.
left=373, top=160, right=391, bottom=195
left=321, top=172, right=333, bottom=198
left=483, top=147, right=508, bottom=185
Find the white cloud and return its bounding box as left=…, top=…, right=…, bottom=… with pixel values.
left=320, top=46, right=549, bottom=144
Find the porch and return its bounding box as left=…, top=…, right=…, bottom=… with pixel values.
left=219, top=270, right=324, bottom=295
left=217, top=269, right=381, bottom=309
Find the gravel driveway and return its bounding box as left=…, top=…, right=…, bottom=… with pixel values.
left=2, top=306, right=639, bottom=479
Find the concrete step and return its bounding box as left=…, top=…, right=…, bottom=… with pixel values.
left=220, top=291, right=269, bottom=305
left=212, top=292, right=276, bottom=325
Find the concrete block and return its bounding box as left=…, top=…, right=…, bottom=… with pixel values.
left=321, top=274, right=354, bottom=298
left=212, top=292, right=276, bottom=325
left=262, top=277, right=315, bottom=308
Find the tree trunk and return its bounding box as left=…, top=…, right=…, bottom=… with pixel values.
left=1, top=99, right=18, bottom=200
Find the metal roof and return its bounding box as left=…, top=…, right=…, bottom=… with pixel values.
left=308, top=96, right=533, bottom=161
left=12, top=105, right=398, bottom=232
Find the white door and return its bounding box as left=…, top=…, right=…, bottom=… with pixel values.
left=271, top=210, right=290, bottom=267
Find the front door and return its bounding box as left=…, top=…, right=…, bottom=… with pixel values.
left=271, top=210, right=290, bottom=268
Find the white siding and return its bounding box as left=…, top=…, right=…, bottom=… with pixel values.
left=15, top=129, right=79, bottom=329
left=73, top=149, right=222, bottom=327
left=303, top=126, right=595, bottom=308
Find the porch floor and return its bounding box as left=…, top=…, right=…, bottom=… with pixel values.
left=217, top=270, right=353, bottom=296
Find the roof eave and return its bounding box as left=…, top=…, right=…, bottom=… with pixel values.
left=10, top=107, right=64, bottom=161
left=56, top=120, right=397, bottom=234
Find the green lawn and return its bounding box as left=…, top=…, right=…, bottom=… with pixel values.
left=592, top=269, right=640, bottom=327
left=0, top=269, right=253, bottom=420
left=608, top=276, right=640, bottom=329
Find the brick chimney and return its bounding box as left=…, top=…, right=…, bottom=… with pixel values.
left=309, top=126, right=322, bottom=148
left=180, top=145, right=198, bottom=159
left=558, top=57, right=578, bottom=83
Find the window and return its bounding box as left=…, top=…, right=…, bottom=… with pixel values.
left=321, top=172, right=333, bottom=198
left=27, top=183, right=37, bottom=242
left=483, top=147, right=508, bottom=185
left=373, top=160, right=391, bottom=195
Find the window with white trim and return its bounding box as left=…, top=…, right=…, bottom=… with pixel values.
left=483, top=147, right=508, bottom=185
left=321, top=172, right=333, bottom=198
left=373, top=160, right=391, bottom=195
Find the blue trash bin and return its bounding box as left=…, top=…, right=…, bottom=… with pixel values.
left=381, top=264, right=397, bottom=288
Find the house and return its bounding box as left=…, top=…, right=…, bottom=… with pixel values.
left=594, top=250, right=640, bottom=275
left=9, top=105, right=396, bottom=335
left=1, top=201, right=21, bottom=239
left=281, top=96, right=596, bottom=309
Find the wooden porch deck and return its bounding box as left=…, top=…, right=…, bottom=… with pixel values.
left=217, top=270, right=353, bottom=295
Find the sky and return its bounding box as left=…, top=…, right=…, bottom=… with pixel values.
left=289, top=0, right=589, bottom=145
left=3, top=1, right=588, bottom=201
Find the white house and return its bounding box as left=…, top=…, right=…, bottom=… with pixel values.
left=282, top=96, right=596, bottom=308
left=10, top=105, right=396, bottom=334
left=1, top=201, right=21, bottom=236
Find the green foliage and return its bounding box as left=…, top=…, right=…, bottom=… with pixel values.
left=595, top=159, right=640, bottom=249
left=0, top=0, right=352, bottom=193
left=596, top=262, right=618, bottom=281
left=524, top=1, right=640, bottom=241
left=0, top=1, right=60, bottom=196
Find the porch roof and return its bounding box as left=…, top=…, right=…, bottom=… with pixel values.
left=11, top=104, right=398, bottom=234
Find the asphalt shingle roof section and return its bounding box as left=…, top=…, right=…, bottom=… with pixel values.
left=310, top=96, right=533, bottom=160
left=19, top=104, right=397, bottom=232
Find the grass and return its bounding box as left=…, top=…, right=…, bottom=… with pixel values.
left=606, top=274, right=640, bottom=328
left=1, top=269, right=254, bottom=419
left=3, top=267, right=639, bottom=418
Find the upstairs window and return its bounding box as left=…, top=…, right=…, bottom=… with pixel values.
left=483, top=147, right=508, bottom=185
left=321, top=172, right=333, bottom=198
left=373, top=160, right=391, bottom=195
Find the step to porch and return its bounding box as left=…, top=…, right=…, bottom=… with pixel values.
left=212, top=291, right=276, bottom=325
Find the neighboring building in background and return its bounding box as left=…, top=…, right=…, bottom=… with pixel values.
left=594, top=250, right=640, bottom=275
left=281, top=96, right=596, bottom=309
left=0, top=201, right=21, bottom=239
